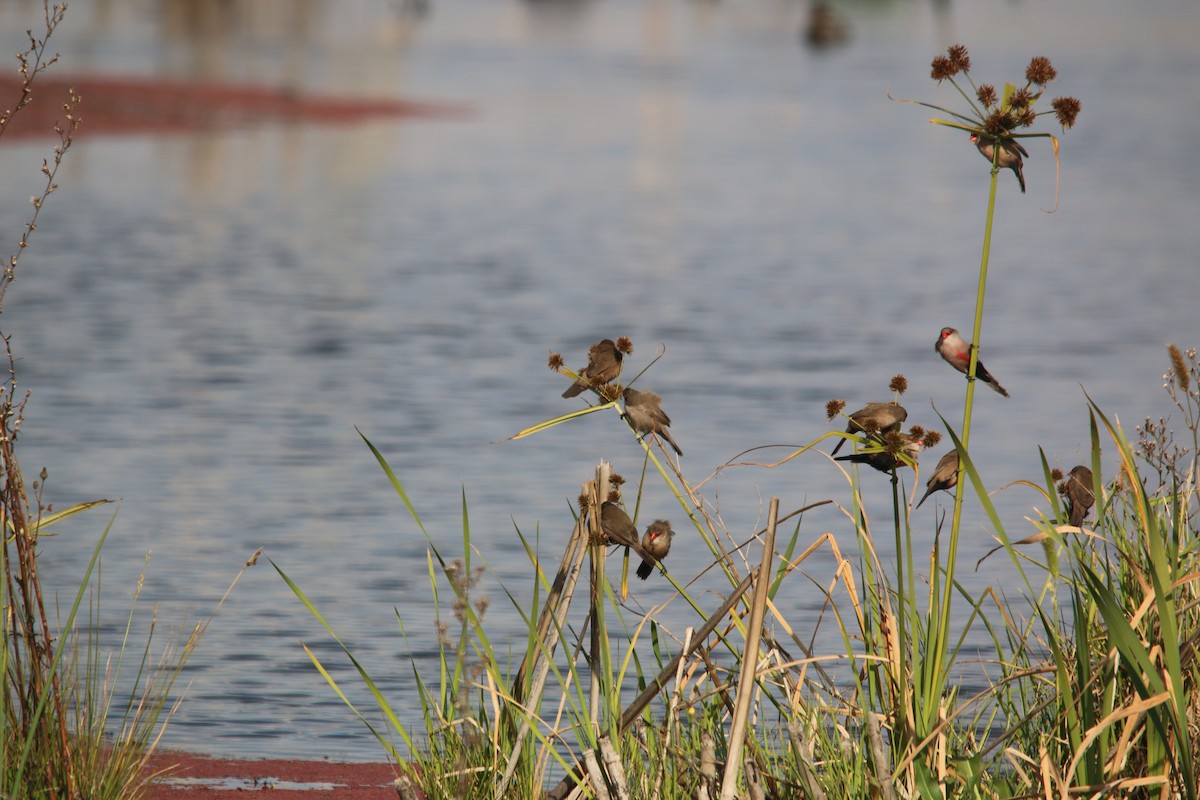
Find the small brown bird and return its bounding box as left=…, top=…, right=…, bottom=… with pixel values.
left=916, top=449, right=959, bottom=508
left=562, top=339, right=623, bottom=398
left=599, top=501, right=639, bottom=548
left=936, top=327, right=1009, bottom=397
left=831, top=402, right=908, bottom=456
left=622, top=387, right=683, bottom=456
left=1062, top=465, right=1095, bottom=528
left=970, top=131, right=1028, bottom=193
left=636, top=519, right=675, bottom=580
left=835, top=432, right=921, bottom=473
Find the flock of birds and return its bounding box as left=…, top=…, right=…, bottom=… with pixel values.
left=555, top=327, right=1096, bottom=582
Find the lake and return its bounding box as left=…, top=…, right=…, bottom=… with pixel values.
left=1, top=0, right=1197, bottom=760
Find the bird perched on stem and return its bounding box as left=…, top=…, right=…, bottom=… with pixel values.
left=936, top=327, right=1009, bottom=397
left=562, top=339, right=623, bottom=398
left=917, top=449, right=959, bottom=508
left=831, top=402, right=908, bottom=456
left=599, top=501, right=639, bottom=548
left=836, top=431, right=921, bottom=474
left=1061, top=465, right=1095, bottom=528
left=636, top=520, right=675, bottom=580
left=970, top=131, right=1028, bottom=193
left=622, top=387, right=683, bottom=456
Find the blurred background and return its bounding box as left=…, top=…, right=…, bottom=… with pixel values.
left=1, top=0, right=1197, bottom=761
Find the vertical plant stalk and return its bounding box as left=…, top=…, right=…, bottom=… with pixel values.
left=719, top=497, right=779, bottom=800
left=3, top=392, right=76, bottom=795
left=588, top=463, right=613, bottom=731
left=547, top=571, right=758, bottom=800
left=932, top=162, right=1000, bottom=739
left=498, top=517, right=588, bottom=797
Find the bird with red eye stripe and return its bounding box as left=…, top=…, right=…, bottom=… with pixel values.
left=935, top=327, right=1009, bottom=397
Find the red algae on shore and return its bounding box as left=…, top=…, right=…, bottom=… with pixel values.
left=0, top=74, right=471, bottom=140
left=142, top=751, right=401, bottom=800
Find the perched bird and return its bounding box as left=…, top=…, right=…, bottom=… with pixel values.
left=636, top=519, right=675, bottom=580
left=622, top=387, right=683, bottom=456
left=916, top=449, right=959, bottom=508
left=599, top=501, right=639, bottom=548
left=562, top=339, right=623, bottom=398
left=936, top=327, right=1009, bottom=397
left=1062, top=465, right=1095, bottom=528
left=835, top=432, right=921, bottom=474
left=831, top=402, right=908, bottom=456
left=970, top=131, right=1028, bottom=193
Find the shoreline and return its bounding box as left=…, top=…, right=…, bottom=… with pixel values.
left=141, top=750, right=400, bottom=799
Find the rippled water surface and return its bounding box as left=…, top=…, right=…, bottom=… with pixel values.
left=1, top=0, right=1198, bottom=760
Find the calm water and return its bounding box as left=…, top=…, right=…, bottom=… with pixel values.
left=1, top=0, right=1198, bottom=760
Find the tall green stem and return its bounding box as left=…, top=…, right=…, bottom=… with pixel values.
left=930, top=158, right=1000, bottom=730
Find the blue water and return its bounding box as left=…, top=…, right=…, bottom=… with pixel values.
left=1, top=0, right=1197, bottom=761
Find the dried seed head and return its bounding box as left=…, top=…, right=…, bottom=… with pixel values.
left=889, top=374, right=908, bottom=395
left=578, top=493, right=590, bottom=511
left=1169, top=344, right=1190, bottom=393
left=1025, top=56, right=1057, bottom=86
left=1008, top=87, right=1033, bottom=111
left=598, top=383, right=623, bottom=403
left=930, top=55, right=954, bottom=82
left=548, top=352, right=565, bottom=370
left=610, top=472, right=626, bottom=486
left=1050, top=467, right=1064, bottom=482
left=607, top=489, right=621, bottom=503
left=921, top=429, right=942, bottom=449
left=976, top=84, right=997, bottom=109
left=983, top=110, right=1015, bottom=135
left=615, top=336, right=634, bottom=355
left=947, top=44, right=971, bottom=74
left=1051, top=96, right=1081, bottom=129
left=909, top=424, right=925, bottom=439
left=881, top=430, right=904, bottom=454
left=1017, top=108, right=1037, bottom=128
left=826, top=399, right=846, bottom=421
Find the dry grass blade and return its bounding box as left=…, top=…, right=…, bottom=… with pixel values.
left=719, top=497, right=779, bottom=800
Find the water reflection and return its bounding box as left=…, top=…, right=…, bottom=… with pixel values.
left=1, top=0, right=1199, bottom=762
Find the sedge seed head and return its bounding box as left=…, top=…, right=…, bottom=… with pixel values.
left=615, top=336, right=634, bottom=355
left=1051, top=96, right=1081, bottom=129
left=1025, top=56, right=1057, bottom=86
left=947, top=44, right=971, bottom=74
left=826, top=399, right=846, bottom=421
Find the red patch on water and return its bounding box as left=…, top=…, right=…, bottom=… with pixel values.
left=0, top=74, right=470, bottom=140
left=142, top=750, right=407, bottom=800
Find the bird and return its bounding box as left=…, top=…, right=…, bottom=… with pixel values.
left=636, top=520, right=675, bottom=580
left=835, top=432, right=921, bottom=474
left=831, top=402, right=908, bottom=456
left=970, top=131, right=1028, bottom=193
left=622, top=387, right=683, bottom=456
left=599, top=501, right=639, bottom=548
left=935, top=327, right=1009, bottom=397
left=1062, top=465, right=1095, bottom=528
left=562, top=339, right=623, bottom=399
left=916, top=449, right=959, bottom=508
